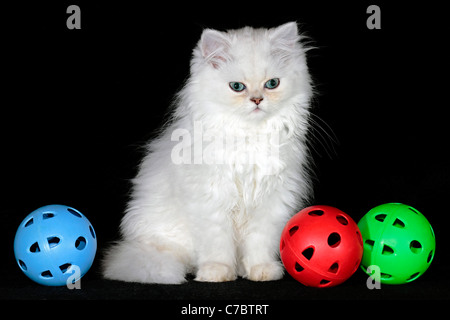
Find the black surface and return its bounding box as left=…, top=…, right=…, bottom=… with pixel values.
left=1, top=264, right=448, bottom=301
left=2, top=0, right=449, bottom=304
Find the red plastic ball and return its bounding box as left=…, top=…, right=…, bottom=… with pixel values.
left=280, top=205, right=363, bottom=288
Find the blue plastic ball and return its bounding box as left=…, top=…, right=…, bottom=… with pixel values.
left=14, top=205, right=97, bottom=286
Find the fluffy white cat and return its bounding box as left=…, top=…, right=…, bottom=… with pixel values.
left=102, top=22, right=314, bottom=284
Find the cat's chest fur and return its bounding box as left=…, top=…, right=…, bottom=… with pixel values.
left=195, top=121, right=287, bottom=208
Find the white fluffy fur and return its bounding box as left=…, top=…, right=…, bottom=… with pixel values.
left=102, top=22, right=313, bottom=283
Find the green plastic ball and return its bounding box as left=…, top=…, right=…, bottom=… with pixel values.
left=358, top=203, right=435, bottom=284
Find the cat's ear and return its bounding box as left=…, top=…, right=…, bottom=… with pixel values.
left=269, top=22, right=300, bottom=50
left=200, top=29, right=230, bottom=69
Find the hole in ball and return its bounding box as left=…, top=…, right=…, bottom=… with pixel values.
left=41, top=270, right=53, bottom=278
left=295, top=262, right=304, bottom=272
left=67, top=208, right=82, bottom=218
left=392, top=218, right=405, bottom=228
left=75, top=236, right=86, bottom=250
left=42, top=213, right=55, bottom=220
left=59, top=263, right=72, bottom=274
left=336, top=215, right=348, bottom=225
left=30, top=242, right=40, bottom=253
left=410, top=240, right=422, bottom=254
left=327, top=233, right=341, bottom=248
left=89, top=225, right=96, bottom=239
left=47, top=236, right=60, bottom=249
left=24, top=218, right=34, bottom=228
left=382, top=245, right=394, bottom=255
left=18, top=260, right=27, bottom=271
left=301, top=247, right=314, bottom=260
left=375, top=214, right=387, bottom=222
left=328, top=262, right=339, bottom=274
left=319, top=279, right=331, bottom=287
left=289, top=226, right=299, bottom=237
left=364, top=239, right=375, bottom=251
left=308, top=210, right=324, bottom=216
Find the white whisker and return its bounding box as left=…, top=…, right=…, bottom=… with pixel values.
left=307, top=112, right=339, bottom=159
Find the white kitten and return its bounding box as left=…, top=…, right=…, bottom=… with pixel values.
left=102, top=22, right=314, bottom=284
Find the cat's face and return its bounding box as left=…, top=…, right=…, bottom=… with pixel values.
left=219, top=46, right=286, bottom=122
left=190, top=22, right=312, bottom=124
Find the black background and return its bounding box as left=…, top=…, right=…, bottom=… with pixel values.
left=1, top=1, right=449, bottom=301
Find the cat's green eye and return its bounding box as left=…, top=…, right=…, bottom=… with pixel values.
left=229, top=82, right=246, bottom=92
left=264, top=78, right=280, bottom=89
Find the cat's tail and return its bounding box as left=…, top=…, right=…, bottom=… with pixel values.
left=101, top=240, right=189, bottom=284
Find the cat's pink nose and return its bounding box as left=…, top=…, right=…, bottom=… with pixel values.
left=250, top=97, right=264, bottom=105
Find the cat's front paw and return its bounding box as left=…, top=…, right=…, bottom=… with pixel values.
left=195, top=262, right=237, bottom=282
left=246, top=262, right=284, bottom=282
